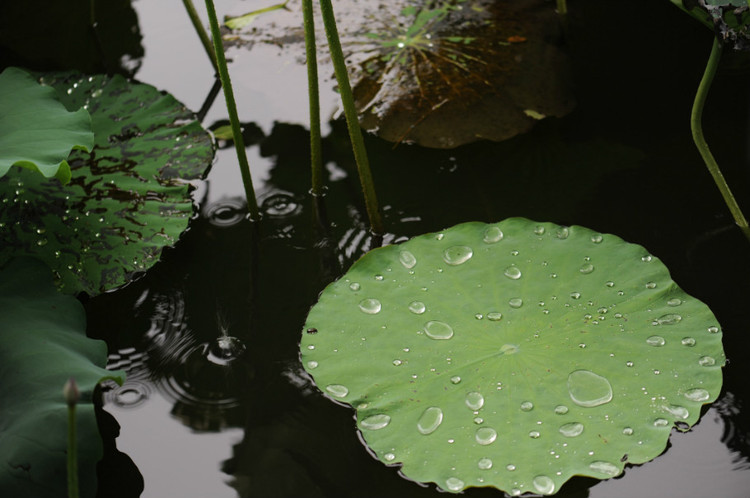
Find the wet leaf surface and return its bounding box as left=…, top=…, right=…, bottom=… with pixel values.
left=0, top=67, right=94, bottom=183
left=301, top=218, right=725, bottom=494
left=0, top=72, right=214, bottom=296
left=0, top=257, right=124, bottom=498
left=226, top=0, right=574, bottom=148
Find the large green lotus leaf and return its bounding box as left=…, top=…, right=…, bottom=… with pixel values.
left=301, top=218, right=726, bottom=495
left=227, top=0, right=573, bottom=148
left=0, top=257, right=124, bottom=498
left=0, top=72, right=213, bottom=296
left=0, top=67, right=94, bottom=183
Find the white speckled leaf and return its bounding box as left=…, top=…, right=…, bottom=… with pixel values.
left=301, top=218, right=725, bottom=495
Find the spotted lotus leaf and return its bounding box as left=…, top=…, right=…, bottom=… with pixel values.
left=225, top=0, right=574, bottom=148
left=670, top=0, right=750, bottom=50
left=0, top=72, right=213, bottom=295
left=301, top=218, right=725, bottom=495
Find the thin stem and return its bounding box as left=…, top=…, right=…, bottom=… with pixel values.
left=318, top=0, right=384, bottom=234
left=691, top=37, right=750, bottom=242
left=205, top=0, right=260, bottom=220
left=302, top=0, right=324, bottom=196
left=556, top=0, right=567, bottom=15
left=183, top=0, right=219, bottom=72
left=67, top=404, right=78, bottom=498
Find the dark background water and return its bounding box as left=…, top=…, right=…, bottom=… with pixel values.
left=3, top=0, right=750, bottom=496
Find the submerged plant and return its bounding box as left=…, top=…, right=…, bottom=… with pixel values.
left=227, top=0, right=574, bottom=148
left=301, top=218, right=725, bottom=494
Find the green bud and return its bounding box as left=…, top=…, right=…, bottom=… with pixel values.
left=63, top=377, right=79, bottom=406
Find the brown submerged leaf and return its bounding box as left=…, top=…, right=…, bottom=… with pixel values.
left=226, top=0, right=574, bottom=148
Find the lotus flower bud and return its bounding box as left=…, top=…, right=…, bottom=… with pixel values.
left=63, top=377, right=79, bottom=407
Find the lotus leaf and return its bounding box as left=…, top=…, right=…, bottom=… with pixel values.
left=0, top=67, right=94, bottom=183
left=0, top=257, right=124, bottom=498
left=301, top=218, right=725, bottom=494
left=670, top=0, right=750, bottom=50
left=226, top=0, right=574, bottom=148
left=0, top=72, right=214, bottom=296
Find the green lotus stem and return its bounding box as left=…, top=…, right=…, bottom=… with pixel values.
left=302, top=0, right=324, bottom=197
left=182, top=0, right=219, bottom=72
left=691, top=37, right=750, bottom=243
left=64, top=378, right=79, bottom=498
left=205, top=0, right=260, bottom=220
left=556, top=0, right=567, bottom=15
left=318, top=0, right=384, bottom=234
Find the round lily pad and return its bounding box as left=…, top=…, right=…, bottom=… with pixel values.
left=301, top=218, right=725, bottom=495
left=0, top=72, right=213, bottom=295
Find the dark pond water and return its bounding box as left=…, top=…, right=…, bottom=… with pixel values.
left=10, top=0, right=750, bottom=496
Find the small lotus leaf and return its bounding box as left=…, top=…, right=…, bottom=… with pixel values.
left=0, top=257, right=124, bottom=498
left=0, top=72, right=213, bottom=295
left=301, top=218, right=725, bottom=494
left=0, top=67, right=94, bottom=183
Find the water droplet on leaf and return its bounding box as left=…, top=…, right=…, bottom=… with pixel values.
left=465, top=391, right=485, bottom=410
left=359, top=298, right=382, bottom=314
left=361, top=414, right=391, bottom=430
left=559, top=422, right=584, bottom=437
left=567, top=370, right=613, bottom=407
left=443, top=246, right=473, bottom=265
left=417, top=407, right=443, bottom=435
left=533, top=475, right=555, bottom=494
left=475, top=427, right=497, bottom=445
left=424, top=320, right=454, bottom=340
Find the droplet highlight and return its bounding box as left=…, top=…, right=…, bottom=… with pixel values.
left=589, top=461, right=620, bottom=477
left=359, top=298, right=382, bottom=314
left=533, top=475, right=555, bottom=494
left=417, top=406, right=443, bottom=435
left=559, top=422, right=584, bottom=437
left=445, top=477, right=464, bottom=492
left=483, top=226, right=504, bottom=243
left=684, top=388, right=710, bottom=402
left=504, top=265, right=522, bottom=280
left=567, top=370, right=613, bottom=408
left=646, top=335, right=666, bottom=347
left=361, top=414, right=391, bottom=430
left=325, top=384, right=349, bottom=398
left=508, top=297, right=523, bottom=308
left=443, top=246, right=473, bottom=265
left=424, top=320, right=454, bottom=340
left=478, top=457, right=493, bottom=470
left=465, top=391, right=485, bottom=410
left=399, top=250, right=417, bottom=269
left=475, top=427, right=497, bottom=445
left=408, top=301, right=426, bottom=314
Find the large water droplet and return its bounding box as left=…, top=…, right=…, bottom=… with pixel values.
left=529, top=431, right=541, bottom=438
left=504, top=265, right=522, bottom=280
left=506, top=464, right=516, bottom=471
left=306, top=361, right=318, bottom=369
left=653, top=418, right=669, bottom=427
left=589, top=461, right=620, bottom=477
left=708, top=326, right=720, bottom=334
left=475, top=427, right=497, bottom=445
left=486, top=312, right=503, bottom=321
left=646, top=335, right=666, bottom=347
left=445, top=477, right=464, bottom=492
left=450, top=376, right=461, bottom=384
left=408, top=301, right=426, bottom=314
left=465, top=391, right=485, bottom=410
left=483, top=226, right=504, bottom=243
left=349, top=282, right=361, bottom=291
left=359, top=298, right=382, bottom=314
left=654, top=313, right=682, bottom=325
left=534, top=225, right=546, bottom=235
left=509, top=297, right=523, bottom=308
left=579, top=263, right=595, bottom=274
left=559, top=422, right=584, bottom=437
left=662, top=405, right=689, bottom=419
left=424, top=320, right=454, bottom=340
left=554, top=405, right=569, bottom=415
left=681, top=337, right=696, bottom=347
left=520, top=401, right=534, bottom=412
left=591, top=234, right=603, bottom=243
left=499, top=344, right=520, bottom=355
left=443, top=246, right=473, bottom=265
left=567, top=370, right=613, bottom=407
left=533, top=475, right=555, bottom=494
left=667, top=298, right=683, bottom=307
left=699, top=356, right=716, bottom=366
left=361, top=414, right=391, bottom=430
left=684, top=388, right=710, bottom=402
left=326, top=384, right=349, bottom=398
left=417, top=406, right=443, bottom=435
left=622, top=427, right=634, bottom=436
left=399, top=250, right=417, bottom=269
left=478, top=457, right=493, bottom=470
